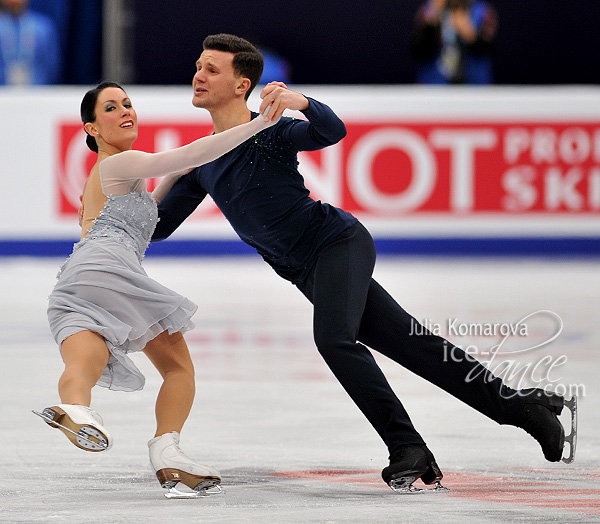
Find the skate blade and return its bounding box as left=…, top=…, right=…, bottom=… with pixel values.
left=32, top=409, right=108, bottom=452
left=389, top=480, right=449, bottom=494
left=561, top=396, right=577, bottom=464
left=164, top=483, right=223, bottom=499
left=158, top=469, right=222, bottom=499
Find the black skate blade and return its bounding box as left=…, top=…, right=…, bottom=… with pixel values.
left=389, top=480, right=449, bottom=494
left=164, top=482, right=223, bottom=499
left=31, top=409, right=108, bottom=451
left=561, top=396, right=577, bottom=464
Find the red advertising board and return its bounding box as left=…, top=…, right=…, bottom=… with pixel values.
left=57, top=122, right=215, bottom=215
left=57, top=120, right=600, bottom=217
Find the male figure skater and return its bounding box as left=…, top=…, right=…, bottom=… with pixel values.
left=152, top=33, right=575, bottom=491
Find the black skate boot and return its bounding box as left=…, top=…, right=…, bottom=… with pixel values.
left=517, top=388, right=571, bottom=462
left=381, top=444, right=446, bottom=492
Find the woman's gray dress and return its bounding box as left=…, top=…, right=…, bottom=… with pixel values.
left=47, top=192, right=197, bottom=392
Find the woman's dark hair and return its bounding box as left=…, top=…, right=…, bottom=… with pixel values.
left=203, top=34, right=264, bottom=100
left=80, top=81, right=125, bottom=153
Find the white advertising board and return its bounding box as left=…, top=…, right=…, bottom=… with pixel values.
left=1, top=85, right=598, bottom=254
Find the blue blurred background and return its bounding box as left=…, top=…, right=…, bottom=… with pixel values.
left=27, top=0, right=600, bottom=86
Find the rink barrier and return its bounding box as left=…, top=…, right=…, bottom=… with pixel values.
left=1, top=87, right=599, bottom=251
left=1, top=237, right=598, bottom=258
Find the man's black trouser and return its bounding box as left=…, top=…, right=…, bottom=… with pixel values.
left=295, top=222, right=524, bottom=454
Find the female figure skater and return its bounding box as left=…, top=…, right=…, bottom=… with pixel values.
left=35, top=82, right=276, bottom=496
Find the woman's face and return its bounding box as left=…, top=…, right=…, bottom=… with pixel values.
left=87, top=87, right=138, bottom=152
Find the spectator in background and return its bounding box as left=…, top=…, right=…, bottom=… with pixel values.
left=412, top=0, right=497, bottom=84
left=259, top=46, right=292, bottom=84
left=0, top=0, right=61, bottom=85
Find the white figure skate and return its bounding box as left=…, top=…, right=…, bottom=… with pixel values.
left=148, top=431, right=222, bottom=498
left=32, top=404, right=112, bottom=452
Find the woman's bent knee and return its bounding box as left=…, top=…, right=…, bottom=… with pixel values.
left=143, top=330, right=194, bottom=378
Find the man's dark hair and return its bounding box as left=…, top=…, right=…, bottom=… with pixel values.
left=203, top=34, right=264, bottom=100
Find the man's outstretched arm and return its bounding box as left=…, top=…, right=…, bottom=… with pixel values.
left=151, top=173, right=208, bottom=241
left=260, top=82, right=347, bottom=151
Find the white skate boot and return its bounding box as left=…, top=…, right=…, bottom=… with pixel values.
left=148, top=431, right=222, bottom=498
left=32, top=404, right=112, bottom=452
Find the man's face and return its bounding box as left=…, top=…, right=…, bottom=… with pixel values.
left=192, top=49, right=245, bottom=110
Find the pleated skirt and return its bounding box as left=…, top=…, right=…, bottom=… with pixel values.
left=47, top=238, right=197, bottom=392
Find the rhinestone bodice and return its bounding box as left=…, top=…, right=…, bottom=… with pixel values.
left=70, top=192, right=158, bottom=263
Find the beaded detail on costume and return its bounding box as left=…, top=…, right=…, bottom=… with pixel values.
left=59, top=192, right=158, bottom=277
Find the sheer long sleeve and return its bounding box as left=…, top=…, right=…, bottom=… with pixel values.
left=99, top=114, right=274, bottom=197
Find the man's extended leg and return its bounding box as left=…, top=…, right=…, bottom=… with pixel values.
left=296, top=224, right=426, bottom=450
left=357, top=280, right=524, bottom=425
left=356, top=277, right=572, bottom=464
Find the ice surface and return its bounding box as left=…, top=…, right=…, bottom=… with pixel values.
left=1, top=256, right=598, bottom=523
